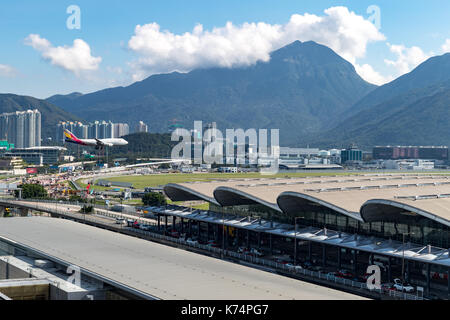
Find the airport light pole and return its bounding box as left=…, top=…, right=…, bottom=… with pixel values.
left=221, top=210, right=225, bottom=259
left=294, top=217, right=300, bottom=266
left=401, top=232, right=414, bottom=287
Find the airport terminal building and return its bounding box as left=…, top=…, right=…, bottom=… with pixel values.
left=162, top=173, right=450, bottom=298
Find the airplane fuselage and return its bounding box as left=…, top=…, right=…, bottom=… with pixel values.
left=70, top=138, right=128, bottom=147
left=64, top=129, right=128, bottom=148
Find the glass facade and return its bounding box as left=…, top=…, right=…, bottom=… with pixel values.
left=292, top=206, right=450, bottom=248
left=211, top=202, right=450, bottom=248
left=341, top=149, right=362, bottom=163
left=373, top=146, right=449, bottom=160
left=209, top=203, right=290, bottom=224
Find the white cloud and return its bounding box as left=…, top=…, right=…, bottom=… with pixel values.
left=0, top=64, right=16, bottom=77
left=128, top=6, right=385, bottom=80
left=384, top=43, right=431, bottom=76
left=354, top=63, right=393, bottom=85
left=442, top=39, right=450, bottom=53
left=25, top=34, right=102, bottom=75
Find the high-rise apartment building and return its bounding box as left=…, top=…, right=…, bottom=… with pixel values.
left=135, top=121, right=148, bottom=133
left=113, top=123, right=129, bottom=138
left=56, top=120, right=129, bottom=144
left=0, top=109, right=41, bottom=148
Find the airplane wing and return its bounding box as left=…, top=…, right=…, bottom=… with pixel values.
left=95, top=138, right=113, bottom=147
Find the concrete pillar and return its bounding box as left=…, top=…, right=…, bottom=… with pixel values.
left=269, top=234, right=273, bottom=255
left=337, top=248, right=341, bottom=268
left=406, top=260, right=410, bottom=282
left=19, top=208, right=29, bottom=217
left=224, top=226, right=228, bottom=250
left=447, top=268, right=450, bottom=297
left=257, top=232, right=261, bottom=249
left=0, top=206, right=5, bottom=218
left=246, top=230, right=250, bottom=248
left=308, top=241, right=312, bottom=262
left=388, top=257, right=392, bottom=281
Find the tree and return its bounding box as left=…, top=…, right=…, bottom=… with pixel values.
left=142, top=192, right=167, bottom=206
left=16, top=184, right=48, bottom=199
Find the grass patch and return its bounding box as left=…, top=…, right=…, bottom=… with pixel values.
left=101, top=171, right=371, bottom=189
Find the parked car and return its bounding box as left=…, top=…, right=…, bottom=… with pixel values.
left=336, top=269, right=353, bottom=279
left=249, top=248, right=263, bottom=257
left=186, top=238, right=199, bottom=245
left=169, top=230, right=180, bottom=238
left=381, top=283, right=396, bottom=293
left=393, top=278, right=415, bottom=293
left=285, top=263, right=303, bottom=272
left=238, top=247, right=249, bottom=254
left=132, top=221, right=140, bottom=229
left=274, top=258, right=288, bottom=264
left=115, top=217, right=125, bottom=225
left=206, top=240, right=219, bottom=247
left=139, top=224, right=152, bottom=231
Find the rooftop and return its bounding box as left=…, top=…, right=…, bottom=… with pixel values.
left=0, top=217, right=363, bottom=300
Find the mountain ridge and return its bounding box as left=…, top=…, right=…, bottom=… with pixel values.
left=45, top=40, right=376, bottom=145
left=0, top=93, right=82, bottom=140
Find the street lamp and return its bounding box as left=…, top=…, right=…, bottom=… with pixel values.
left=401, top=232, right=415, bottom=287
left=294, top=217, right=301, bottom=266
left=221, top=210, right=225, bottom=259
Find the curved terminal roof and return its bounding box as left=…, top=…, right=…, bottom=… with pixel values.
left=163, top=173, right=450, bottom=227
left=213, top=186, right=281, bottom=212
left=164, top=183, right=219, bottom=205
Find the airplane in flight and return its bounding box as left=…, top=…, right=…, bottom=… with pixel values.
left=64, top=129, right=128, bottom=149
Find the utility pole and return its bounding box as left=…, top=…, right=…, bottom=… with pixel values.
left=402, top=232, right=414, bottom=287
left=294, top=217, right=300, bottom=266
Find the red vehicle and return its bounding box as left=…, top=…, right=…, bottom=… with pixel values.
left=169, top=230, right=180, bottom=238
left=336, top=269, right=353, bottom=279
left=274, top=258, right=288, bottom=264
left=381, top=283, right=396, bottom=293
left=132, top=221, right=140, bottom=229
left=206, top=240, right=219, bottom=247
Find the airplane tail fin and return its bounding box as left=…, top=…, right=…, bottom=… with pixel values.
left=64, top=129, right=77, bottom=141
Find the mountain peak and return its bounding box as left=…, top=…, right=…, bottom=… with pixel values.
left=271, top=40, right=349, bottom=66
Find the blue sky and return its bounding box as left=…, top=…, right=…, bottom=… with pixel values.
left=1, top=0, right=449, bottom=99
